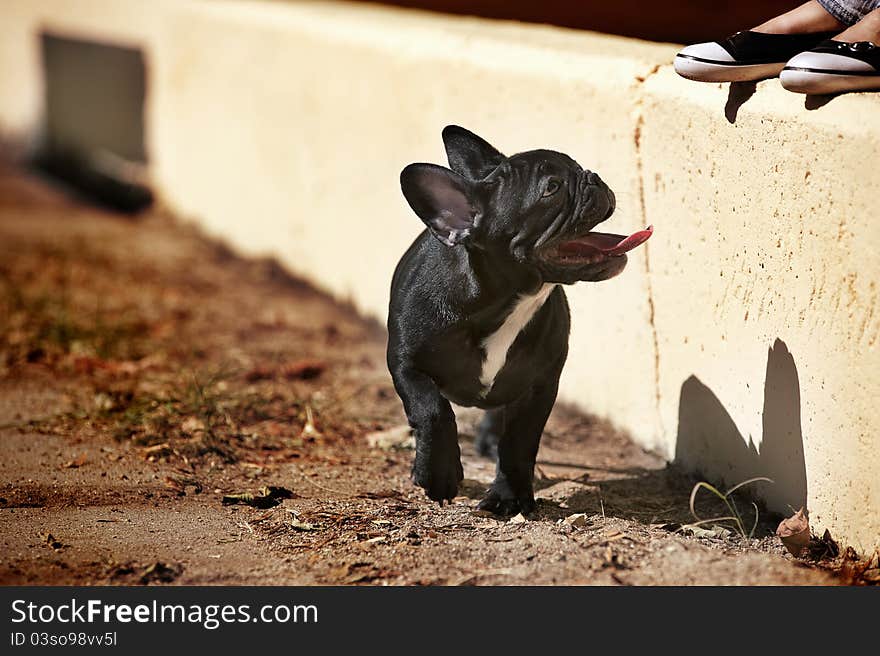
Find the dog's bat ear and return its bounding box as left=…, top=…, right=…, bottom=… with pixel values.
left=400, top=163, right=478, bottom=247
left=442, top=125, right=504, bottom=181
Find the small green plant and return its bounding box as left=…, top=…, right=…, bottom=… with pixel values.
left=687, top=477, right=773, bottom=539
left=181, top=368, right=230, bottom=425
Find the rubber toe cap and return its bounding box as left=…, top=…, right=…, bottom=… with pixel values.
left=676, top=41, right=735, bottom=63
left=785, top=50, right=877, bottom=73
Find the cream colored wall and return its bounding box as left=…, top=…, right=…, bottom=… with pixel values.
left=149, top=1, right=669, bottom=453
left=0, top=0, right=876, bottom=549
left=640, top=68, right=880, bottom=551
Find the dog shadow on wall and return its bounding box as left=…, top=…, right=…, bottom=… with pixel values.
left=674, top=338, right=808, bottom=515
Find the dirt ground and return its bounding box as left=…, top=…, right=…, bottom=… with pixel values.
left=0, top=163, right=874, bottom=586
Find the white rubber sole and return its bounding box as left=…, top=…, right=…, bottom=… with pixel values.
left=780, top=67, right=880, bottom=94
left=674, top=56, right=784, bottom=83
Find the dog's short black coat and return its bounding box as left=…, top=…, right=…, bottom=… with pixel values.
left=388, top=126, right=620, bottom=515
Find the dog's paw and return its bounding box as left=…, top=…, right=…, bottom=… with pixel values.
left=477, top=488, right=536, bottom=517
left=411, top=445, right=463, bottom=504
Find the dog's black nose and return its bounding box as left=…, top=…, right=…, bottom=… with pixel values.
left=586, top=171, right=615, bottom=219
left=604, top=188, right=616, bottom=219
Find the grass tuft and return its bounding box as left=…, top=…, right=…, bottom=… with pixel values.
left=686, top=477, right=773, bottom=540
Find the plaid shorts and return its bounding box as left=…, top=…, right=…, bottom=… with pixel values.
left=818, top=0, right=880, bottom=25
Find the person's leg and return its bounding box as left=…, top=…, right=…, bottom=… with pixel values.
left=833, top=6, right=880, bottom=42
left=752, top=1, right=846, bottom=35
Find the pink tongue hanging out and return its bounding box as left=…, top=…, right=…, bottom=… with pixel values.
left=558, top=225, right=653, bottom=257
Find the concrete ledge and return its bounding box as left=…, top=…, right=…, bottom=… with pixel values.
left=0, top=0, right=877, bottom=549
left=639, top=69, right=880, bottom=550
left=156, top=0, right=671, bottom=453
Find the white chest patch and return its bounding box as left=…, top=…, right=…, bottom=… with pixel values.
left=479, top=283, right=556, bottom=396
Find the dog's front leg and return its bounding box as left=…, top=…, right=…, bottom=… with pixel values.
left=390, top=365, right=463, bottom=503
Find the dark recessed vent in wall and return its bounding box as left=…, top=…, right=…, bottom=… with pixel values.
left=36, top=32, right=152, bottom=213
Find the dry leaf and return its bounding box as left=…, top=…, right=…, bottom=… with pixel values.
left=289, top=517, right=318, bottom=532
left=61, top=454, right=88, bottom=469
left=300, top=406, right=322, bottom=440
left=682, top=524, right=731, bottom=540
left=808, top=529, right=839, bottom=560
left=244, top=360, right=325, bottom=382
left=222, top=485, right=295, bottom=509
left=140, top=562, right=182, bottom=585
left=164, top=475, right=202, bottom=495
left=40, top=532, right=65, bottom=550
left=357, top=489, right=403, bottom=500
left=180, top=417, right=205, bottom=434
left=561, top=513, right=589, bottom=528
left=776, top=507, right=810, bottom=557
left=140, top=443, right=172, bottom=459
left=281, top=359, right=325, bottom=380
left=365, top=425, right=413, bottom=450
left=244, top=365, right=275, bottom=382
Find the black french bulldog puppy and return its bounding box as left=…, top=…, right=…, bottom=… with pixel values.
left=388, top=126, right=652, bottom=515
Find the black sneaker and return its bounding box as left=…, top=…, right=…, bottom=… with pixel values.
left=781, top=40, right=880, bottom=94
left=674, top=30, right=837, bottom=83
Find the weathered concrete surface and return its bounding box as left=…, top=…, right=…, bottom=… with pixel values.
left=639, top=68, right=880, bottom=550
left=0, top=0, right=877, bottom=550
left=148, top=0, right=671, bottom=452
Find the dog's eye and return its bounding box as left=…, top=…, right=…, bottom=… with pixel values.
left=542, top=179, right=561, bottom=198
